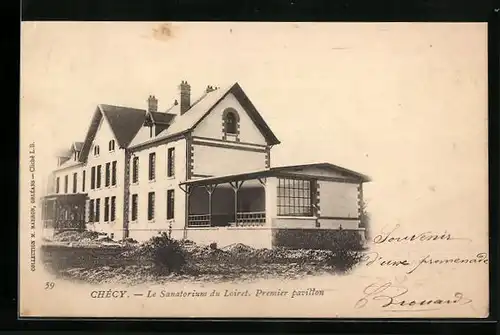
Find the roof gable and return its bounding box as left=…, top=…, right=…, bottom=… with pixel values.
left=79, top=104, right=146, bottom=162
left=100, top=104, right=147, bottom=148
left=149, top=112, right=176, bottom=125
left=190, top=83, right=280, bottom=145
left=130, top=82, right=280, bottom=149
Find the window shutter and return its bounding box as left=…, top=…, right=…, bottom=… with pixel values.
left=111, top=196, right=116, bottom=221
left=112, top=161, right=117, bottom=186
left=105, top=163, right=110, bottom=187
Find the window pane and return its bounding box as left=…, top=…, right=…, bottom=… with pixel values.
left=276, top=178, right=313, bottom=217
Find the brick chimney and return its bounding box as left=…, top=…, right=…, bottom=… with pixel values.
left=179, top=81, right=191, bottom=115
left=147, top=95, right=158, bottom=113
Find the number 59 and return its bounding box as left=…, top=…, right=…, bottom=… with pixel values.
left=45, top=282, right=55, bottom=290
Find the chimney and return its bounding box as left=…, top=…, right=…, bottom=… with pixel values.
left=205, top=85, right=216, bottom=93
left=179, top=80, right=191, bottom=115
left=147, top=95, right=158, bottom=113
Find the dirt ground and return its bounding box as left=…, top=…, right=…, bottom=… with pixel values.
left=42, top=231, right=364, bottom=285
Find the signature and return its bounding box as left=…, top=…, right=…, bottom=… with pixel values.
left=373, top=224, right=471, bottom=244
left=355, top=280, right=473, bottom=312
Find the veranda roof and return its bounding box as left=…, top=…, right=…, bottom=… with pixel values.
left=179, top=163, right=371, bottom=188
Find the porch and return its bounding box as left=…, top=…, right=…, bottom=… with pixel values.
left=178, top=163, right=370, bottom=249
left=181, top=178, right=268, bottom=228
left=41, top=193, right=88, bottom=234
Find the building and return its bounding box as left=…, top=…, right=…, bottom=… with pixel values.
left=41, top=81, right=371, bottom=249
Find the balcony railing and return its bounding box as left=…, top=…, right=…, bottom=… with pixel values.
left=187, top=214, right=211, bottom=227
left=187, top=211, right=266, bottom=228
left=234, top=211, right=266, bottom=227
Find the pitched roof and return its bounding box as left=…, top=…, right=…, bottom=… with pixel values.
left=131, top=82, right=280, bottom=148
left=99, top=104, right=147, bottom=148
left=149, top=112, right=176, bottom=125
left=53, top=159, right=84, bottom=172
left=57, top=141, right=83, bottom=158
left=74, top=81, right=280, bottom=160
left=79, top=104, right=146, bottom=162
left=56, top=149, right=72, bottom=158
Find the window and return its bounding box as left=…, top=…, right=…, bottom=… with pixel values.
left=132, top=157, right=139, bottom=183
left=64, top=175, right=68, bottom=193
left=56, top=177, right=60, bottom=193
left=167, top=148, right=175, bottom=177
left=111, top=161, right=117, bottom=186
left=73, top=173, right=77, bottom=193
left=90, top=166, right=96, bottom=189
left=96, top=165, right=102, bottom=188
left=149, top=152, right=156, bottom=181
left=167, top=189, right=175, bottom=219
left=105, top=162, right=110, bottom=187
left=89, top=199, right=95, bottom=222
left=104, top=197, right=110, bottom=222
left=131, top=194, right=138, bottom=221
left=277, top=178, right=313, bottom=216
left=82, top=170, right=86, bottom=192
left=73, top=151, right=78, bottom=161
left=111, top=196, right=116, bottom=221
left=223, top=108, right=239, bottom=135
left=109, top=140, right=115, bottom=152
left=95, top=198, right=101, bottom=222
left=94, top=145, right=100, bottom=156
left=147, top=192, right=155, bottom=220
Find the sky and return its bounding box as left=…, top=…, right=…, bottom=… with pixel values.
left=20, top=22, right=488, bottom=238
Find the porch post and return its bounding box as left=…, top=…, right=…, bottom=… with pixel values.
left=204, top=184, right=217, bottom=226
left=185, top=186, right=191, bottom=239
left=178, top=184, right=192, bottom=239
left=229, top=181, right=244, bottom=225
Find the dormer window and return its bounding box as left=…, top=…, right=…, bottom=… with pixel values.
left=222, top=108, right=240, bottom=140
left=109, top=140, right=115, bottom=152
left=73, top=151, right=79, bottom=161
left=93, top=145, right=100, bottom=156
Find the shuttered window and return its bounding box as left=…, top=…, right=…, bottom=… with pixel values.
left=149, top=153, right=156, bottom=181
left=167, top=189, right=174, bottom=219
left=131, top=194, right=138, bottom=221
left=111, top=196, right=116, bottom=221
left=132, top=157, right=139, bottom=183
left=148, top=192, right=155, bottom=220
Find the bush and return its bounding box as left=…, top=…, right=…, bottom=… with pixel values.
left=331, top=229, right=364, bottom=251
left=141, top=232, right=186, bottom=274
left=326, top=230, right=365, bottom=273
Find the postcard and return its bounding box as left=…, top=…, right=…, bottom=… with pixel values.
left=19, top=22, right=489, bottom=318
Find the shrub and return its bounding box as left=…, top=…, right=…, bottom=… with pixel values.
left=326, top=230, right=365, bottom=273
left=141, top=232, right=186, bottom=274
left=331, top=229, right=364, bottom=251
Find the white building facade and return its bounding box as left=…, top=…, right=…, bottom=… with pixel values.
left=46, top=82, right=370, bottom=248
